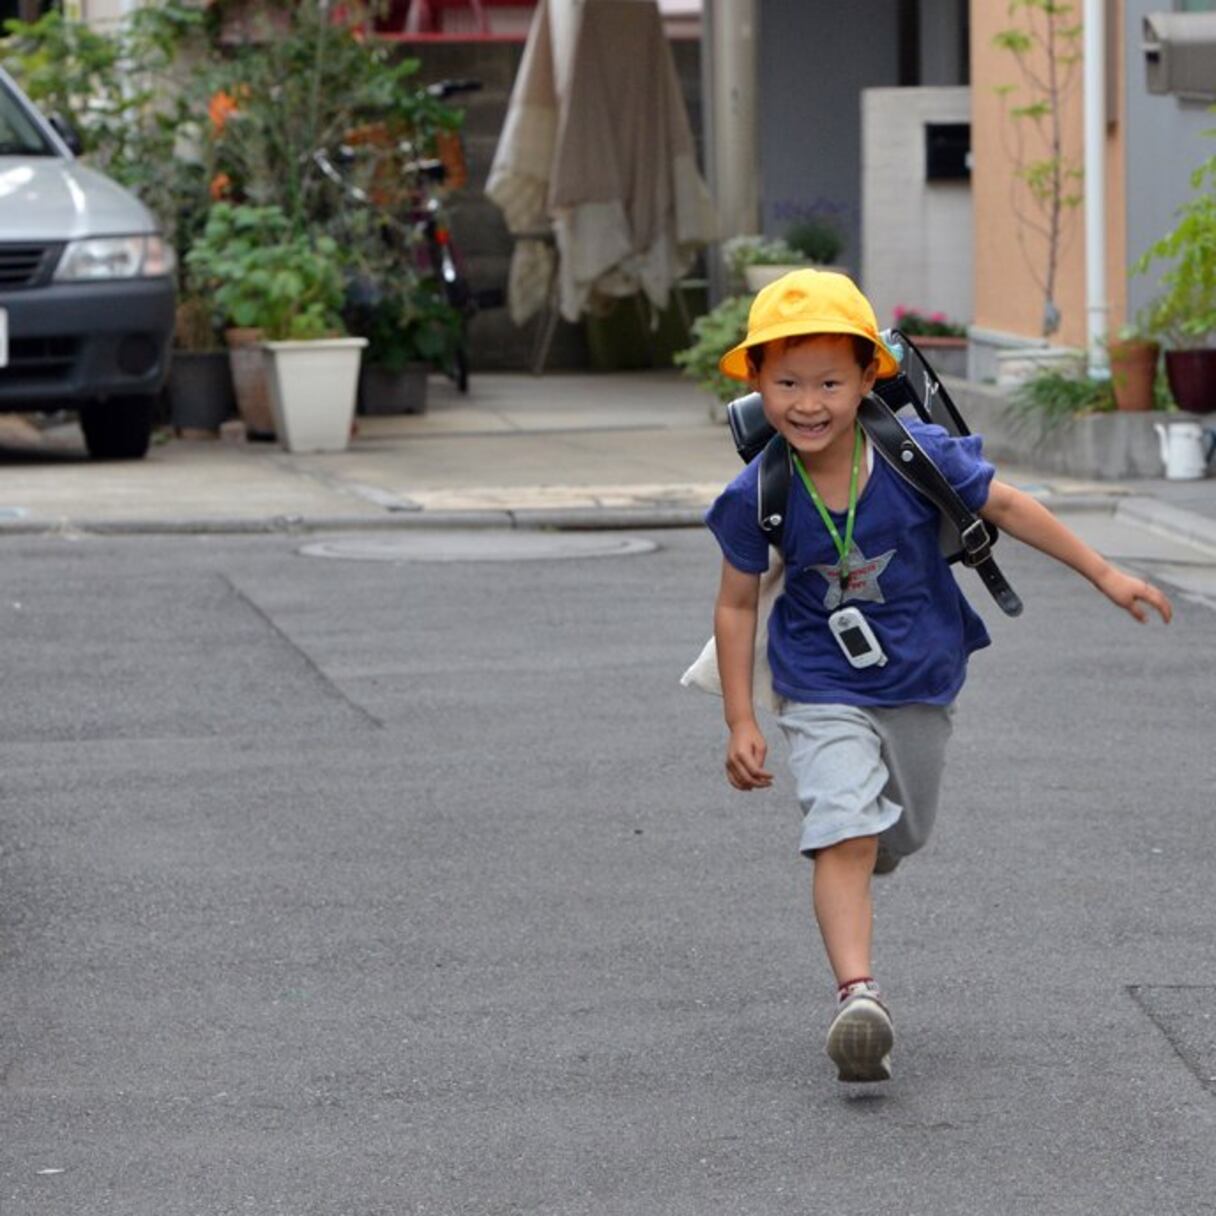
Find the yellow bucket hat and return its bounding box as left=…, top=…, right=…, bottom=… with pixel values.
left=718, top=268, right=900, bottom=382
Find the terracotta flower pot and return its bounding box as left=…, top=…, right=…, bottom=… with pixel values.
left=1108, top=339, right=1160, bottom=412
left=1164, top=348, right=1216, bottom=415
left=224, top=327, right=276, bottom=439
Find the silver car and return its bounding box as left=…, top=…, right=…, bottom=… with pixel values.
left=0, top=66, right=175, bottom=459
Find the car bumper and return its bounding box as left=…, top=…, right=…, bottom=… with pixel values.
left=0, top=277, right=174, bottom=407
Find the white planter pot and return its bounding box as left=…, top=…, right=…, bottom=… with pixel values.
left=262, top=338, right=368, bottom=453
left=743, top=263, right=809, bottom=292
left=742, top=263, right=851, bottom=292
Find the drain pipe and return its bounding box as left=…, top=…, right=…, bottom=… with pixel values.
left=703, top=0, right=759, bottom=304
left=1084, top=0, right=1110, bottom=378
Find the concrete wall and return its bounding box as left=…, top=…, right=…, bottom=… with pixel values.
left=945, top=376, right=1173, bottom=478
left=1123, top=0, right=1216, bottom=321
left=861, top=86, right=972, bottom=331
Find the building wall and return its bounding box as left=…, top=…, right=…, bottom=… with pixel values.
left=757, top=0, right=966, bottom=284
left=861, top=87, right=972, bottom=332
left=757, top=0, right=901, bottom=277
left=1123, top=0, right=1216, bottom=321
left=970, top=1, right=1139, bottom=358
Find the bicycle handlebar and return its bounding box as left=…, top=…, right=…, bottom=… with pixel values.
left=425, top=78, right=483, bottom=100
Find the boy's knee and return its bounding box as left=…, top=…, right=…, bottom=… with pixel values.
left=816, top=834, right=879, bottom=865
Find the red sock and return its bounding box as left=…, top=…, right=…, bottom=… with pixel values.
left=837, top=976, right=876, bottom=998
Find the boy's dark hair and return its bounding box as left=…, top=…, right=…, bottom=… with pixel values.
left=746, top=333, right=876, bottom=376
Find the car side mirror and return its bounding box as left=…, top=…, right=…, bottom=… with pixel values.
left=48, top=113, right=84, bottom=156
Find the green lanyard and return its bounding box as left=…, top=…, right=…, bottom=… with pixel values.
left=792, top=425, right=863, bottom=592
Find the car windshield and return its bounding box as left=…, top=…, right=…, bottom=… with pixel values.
left=0, top=81, right=55, bottom=156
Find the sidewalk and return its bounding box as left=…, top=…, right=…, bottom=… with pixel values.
left=0, top=370, right=1214, bottom=546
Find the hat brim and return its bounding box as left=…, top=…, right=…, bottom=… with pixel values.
left=719, top=319, right=901, bottom=382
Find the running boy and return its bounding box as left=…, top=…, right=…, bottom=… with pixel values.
left=705, top=270, right=1172, bottom=1083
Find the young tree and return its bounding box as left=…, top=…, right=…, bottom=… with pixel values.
left=993, top=0, right=1084, bottom=337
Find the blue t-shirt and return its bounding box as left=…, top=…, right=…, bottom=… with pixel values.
left=706, top=420, right=995, bottom=707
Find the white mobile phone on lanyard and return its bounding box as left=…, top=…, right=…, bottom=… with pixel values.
left=828, top=607, right=887, bottom=668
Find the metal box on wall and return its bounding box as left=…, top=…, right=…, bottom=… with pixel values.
left=925, top=123, right=971, bottom=180
left=1143, top=12, right=1216, bottom=102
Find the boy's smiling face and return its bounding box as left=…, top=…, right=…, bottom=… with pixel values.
left=749, top=334, right=878, bottom=466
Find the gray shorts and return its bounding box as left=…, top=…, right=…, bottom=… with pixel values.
left=776, top=701, right=954, bottom=859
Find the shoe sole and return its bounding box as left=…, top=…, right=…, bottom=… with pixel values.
left=826, top=997, right=894, bottom=1083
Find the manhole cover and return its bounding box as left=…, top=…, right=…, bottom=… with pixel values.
left=299, top=531, right=658, bottom=563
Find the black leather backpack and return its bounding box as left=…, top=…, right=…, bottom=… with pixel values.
left=725, top=330, right=1022, bottom=617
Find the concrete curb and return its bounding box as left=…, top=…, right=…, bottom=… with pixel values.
left=1115, top=495, right=1216, bottom=556
left=0, top=506, right=708, bottom=538
left=1, top=496, right=1214, bottom=555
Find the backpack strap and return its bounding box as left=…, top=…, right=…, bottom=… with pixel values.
left=756, top=431, right=791, bottom=547
left=857, top=394, right=1023, bottom=618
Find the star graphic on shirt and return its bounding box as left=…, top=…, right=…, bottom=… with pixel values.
left=809, top=543, right=896, bottom=610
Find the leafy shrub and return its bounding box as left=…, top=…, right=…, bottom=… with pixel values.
left=892, top=307, right=967, bottom=338
left=1134, top=133, right=1216, bottom=349
left=785, top=217, right=843, bottom=265
left=185, top=203, right=345, bottom=341
left=1006, top=369, right=1114, bottom=439
left=720, top=235, right=803, bottom=287
left=674, top=295, right=753, bottom=403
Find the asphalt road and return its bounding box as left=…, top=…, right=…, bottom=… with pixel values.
left=2, top=525, right=1215, bottom=1215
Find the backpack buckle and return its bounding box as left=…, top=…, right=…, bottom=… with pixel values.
left=959, top=519, right=991, bottom=565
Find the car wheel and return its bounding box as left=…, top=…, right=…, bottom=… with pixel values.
left=80, top=395, right=155, bottom=460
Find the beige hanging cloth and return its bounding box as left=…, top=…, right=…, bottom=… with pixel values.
left=486, top=0, right=716, bottom=326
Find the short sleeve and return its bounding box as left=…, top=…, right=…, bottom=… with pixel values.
left=705, top=461, right=771, bottom=574
left=904, top=420, right=995, bottom=513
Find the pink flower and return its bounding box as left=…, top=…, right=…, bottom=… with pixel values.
left=930, top=311, right=947, bottom=323
left=893, top=305, right=907, bottom=320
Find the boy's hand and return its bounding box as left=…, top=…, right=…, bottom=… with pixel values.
left=1096, top=566, right=1173, bottom=624
left=726, top=720, right=773, bottom=791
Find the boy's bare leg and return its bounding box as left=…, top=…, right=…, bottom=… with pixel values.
left=814, top=834, right=893, bottom=1081
left=812, top=835, right=878, bottom=982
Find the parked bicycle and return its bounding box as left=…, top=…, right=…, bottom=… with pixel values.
left=313, top=79, right=501, bottom=393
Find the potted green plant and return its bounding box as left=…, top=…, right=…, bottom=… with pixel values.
left=168, top=295, right=237, bottom=435
left=721, top=235, right=807, bottom=293
left=1134, top=135, right=1216, bottom=415
left=1106, top=321, right=1161, bottom=413
left=785, top=216, right=846, bottom=273
left=347, top=277, right=463, bottom=416
left=892, top=306, right=969, bottom=378
left=187, top=202, right=366, bottom=452
left=674, top=294, right=752, bottom=417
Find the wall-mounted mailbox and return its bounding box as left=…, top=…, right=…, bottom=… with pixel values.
left=1143, top=12, right=1216, bottom=102
left=925, top=123, right=970, bottom=181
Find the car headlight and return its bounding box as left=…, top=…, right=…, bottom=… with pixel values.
left=53, top=235, right=176, bottom=282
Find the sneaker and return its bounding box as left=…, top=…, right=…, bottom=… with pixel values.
left=826, top=982, right=894, bottom=1083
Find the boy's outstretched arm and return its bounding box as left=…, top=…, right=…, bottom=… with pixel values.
left=714, top=558, right=774, bottom=790
left=980, top=480, right=1173, bottom=624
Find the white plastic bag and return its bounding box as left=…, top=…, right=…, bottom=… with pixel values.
left=680, top=553, right=784, bottom=713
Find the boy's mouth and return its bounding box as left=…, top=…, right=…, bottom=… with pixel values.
left=788, top=417, right=831, bottom=439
